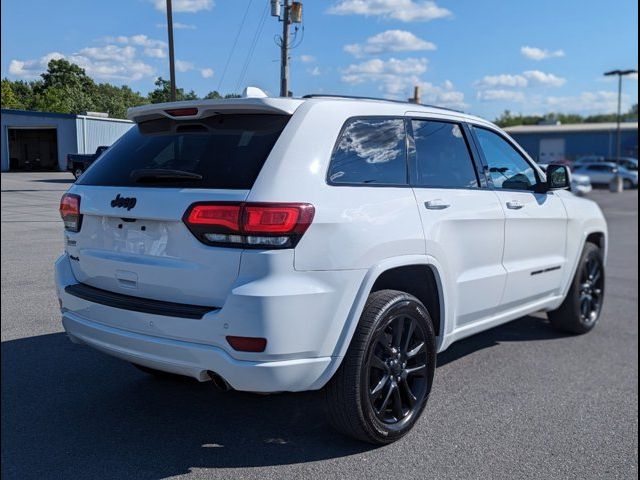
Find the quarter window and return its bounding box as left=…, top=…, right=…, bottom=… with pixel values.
left=411, top=120, right=479, bottom=188
left=328, top=117, right=407, bottom=185
left=474, top=127, right=538, bottom=191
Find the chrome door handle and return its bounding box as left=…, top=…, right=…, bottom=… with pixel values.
left=506, top=200, right=524, bottom=210
left=424, top=200, right=451, bottom=210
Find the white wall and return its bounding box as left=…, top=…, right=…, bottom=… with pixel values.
left=75, top=116, right=134, bottom=154
left=1, top=111, right=78, bottom=171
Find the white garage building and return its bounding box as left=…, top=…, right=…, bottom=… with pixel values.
left=1, top=109, right=134, bottom=172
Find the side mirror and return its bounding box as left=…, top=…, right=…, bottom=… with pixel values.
left=546, top=164, right=571, bottom=191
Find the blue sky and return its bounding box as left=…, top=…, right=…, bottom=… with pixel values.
left=1, top=0, right=638, bottom=120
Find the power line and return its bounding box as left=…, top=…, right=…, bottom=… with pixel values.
left=217, top=0, right=253, bottom=92
left=235, top=0, right=269, bottom=93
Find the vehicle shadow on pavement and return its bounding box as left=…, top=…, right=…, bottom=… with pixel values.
left=437, top=313, right=567, bottom=367
left=1, top=314, right=565, bottom=479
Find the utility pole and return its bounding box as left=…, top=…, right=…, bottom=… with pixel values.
left=166, top=0, right=177, bottom=101
left=280, top=0, right=291, bottom=97
left=604, top=69, right=637, bottom=158
left=273, top=1, right=302, bottom=97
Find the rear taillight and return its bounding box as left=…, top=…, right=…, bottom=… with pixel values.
left=59, top=193, right=82, bottom=232
left=183, top=202, right=314, bottom=249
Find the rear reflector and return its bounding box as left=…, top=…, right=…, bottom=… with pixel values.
left=165, top=107, right=198, bottom=117
left=183, top=202, right=314, bottom=249
left=226, top=336, right=267, bottom=352
left=59, top=193, right=82, bottom=232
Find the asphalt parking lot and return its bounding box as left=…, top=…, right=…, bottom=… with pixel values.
left=1, top=172, right=638, bottom=480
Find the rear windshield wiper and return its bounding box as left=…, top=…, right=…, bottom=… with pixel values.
left=131, top=169, right=203, bottom=183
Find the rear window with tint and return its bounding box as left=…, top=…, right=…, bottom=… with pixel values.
left=78, top=114, right=290, bottom=189
left=327, top=117, right=407, bottom=185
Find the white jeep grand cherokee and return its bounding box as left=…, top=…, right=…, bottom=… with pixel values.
left=55, top=94, right=607, bottom=444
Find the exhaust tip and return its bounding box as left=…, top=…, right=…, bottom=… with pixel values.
left=208, top=371, right=232, bottom=391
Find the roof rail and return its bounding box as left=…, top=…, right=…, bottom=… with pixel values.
left=301, top=94, right=463, bottom=113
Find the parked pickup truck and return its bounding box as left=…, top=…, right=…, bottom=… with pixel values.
left=67, top=146, right=109, bottom=179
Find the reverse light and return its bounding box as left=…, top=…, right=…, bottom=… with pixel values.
left=59, top=193, right=82, bottom=232
left=183, top=202, right=314, bottom=249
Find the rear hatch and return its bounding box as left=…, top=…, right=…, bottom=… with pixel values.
left=65, top=112, right=290, bottom=307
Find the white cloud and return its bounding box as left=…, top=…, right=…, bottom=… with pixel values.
left=521, top=46, right=565, bottom=61
left=68, top=53, right=154, bottom=80
left=342, top=58, right=427, bottom=96
left=156, top=22, right=197, bottom=29
left=475, top=70, right=566, bottom=89
left=477, top=89, right=526, bottom=102
left=344, top=30, right=436, bottom=57
left=8, top=37, right=158, bottom=81
left=144, top=48, right=166, bottom=58
left=200, top=68, right=214, bottom=78
left=106, top=35, right=168, bottom=59
left=175, top=60, right=195, bottom=72
left=327, top=0, right=452, bottom=22
left=307, top=66, right=322, bottom=76
left=418, top=80, right=467, bottom=109
left=152, top=0, right=213, bottom=13
left=299, top=54, right=316, bottom=63
left=475, top=74, right=528, bottom=88
left=8, top=52, right=66, bottom=77
left=523, top=70, right=566, bottom=87
left=77, top=45, right=136, bottom=62
left=544, top=91, right=631, bottom=113
left=343, top=57, right=427, bottom=79
left=339, top=57, right=465, bottom=107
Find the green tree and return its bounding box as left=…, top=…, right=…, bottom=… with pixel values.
left=39, top=58, right=94, bottom=91
left=203, top=90, right=223, bottom=100
left=1, top=78, right=23, bottom=109
left=93, top=83, right=147, bottom=118
left=148, top=77, right=198, bottom=103
left=8, top=80, right=37, bottom=110
left=27, top=59, right=97, bottom=114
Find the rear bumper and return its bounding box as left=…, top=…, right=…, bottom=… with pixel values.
left=55, top=252, right=365, bottom=392
left=62, top=312, right=331, bottom=392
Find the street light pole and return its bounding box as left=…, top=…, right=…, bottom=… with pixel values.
left=166, top=0, right=177, bottom=102
left=604, top=69, right=638, bottom=159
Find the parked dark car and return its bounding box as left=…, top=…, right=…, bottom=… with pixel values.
left=67, top=146, right=109, bottom=179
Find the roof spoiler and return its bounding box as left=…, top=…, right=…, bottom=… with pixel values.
left=127, top=96, right=303, bottom=123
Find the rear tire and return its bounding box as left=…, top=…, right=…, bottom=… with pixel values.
left=623, top=179, right=633, bottom=190
left=548, top=242, right=605, bottom=334
left=325, top=289, right=436, bottom=444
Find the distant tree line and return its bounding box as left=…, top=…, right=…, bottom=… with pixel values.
left=1, top=59, right=239, bottom=119
left=494, top=105, right=638, bottom=128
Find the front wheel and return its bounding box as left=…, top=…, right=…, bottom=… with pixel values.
left=548, top=242, right=605, bottom=334
left=325, top=290, right=436, bottom=444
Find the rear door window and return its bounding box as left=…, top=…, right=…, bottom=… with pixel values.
left=78, top=114, right=290, bottom=189
left=327, top=117, right=407, bottom=185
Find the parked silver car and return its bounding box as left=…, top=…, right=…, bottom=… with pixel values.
left=573, top=162, right=638, bottom=189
